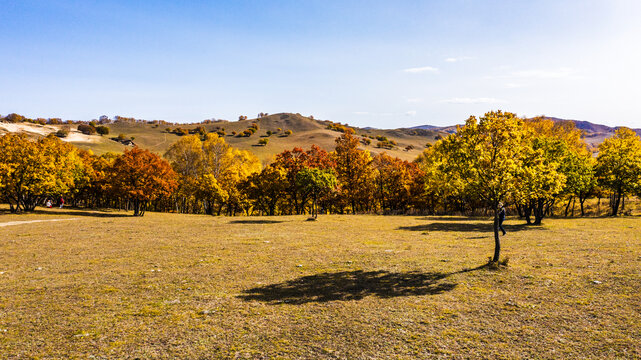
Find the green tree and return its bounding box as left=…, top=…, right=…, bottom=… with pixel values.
left=295, top=167, right=337, bottom=218
left=95, top=126, right=110, bottom=136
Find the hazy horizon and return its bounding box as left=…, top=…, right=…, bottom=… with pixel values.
left=2, top=0, right=640, bottom=128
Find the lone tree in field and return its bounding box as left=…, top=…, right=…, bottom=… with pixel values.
left=441, top=111, right=532, bottom=263
left=595, top=127, right=641, bottom=216
left=296, top=167, right=337, bottom=218
left=109, top=147, right=177, bottom=216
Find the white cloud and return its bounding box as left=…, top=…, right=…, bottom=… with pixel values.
left=353, top=111, right=369, bottom=115
left=403, top=66, right=439, bottom=73
left=444, top=56, right=474, bottom=62
left=440, top=97, right=507, bottom=104
left=406, top=98, right=423, bottom=103
left=505, top=83, right=525, bottom=88
left=405, top=110, right=417, bottom=116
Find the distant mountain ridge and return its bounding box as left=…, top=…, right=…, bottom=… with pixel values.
left=543, top=117, right=641, bottom=135
left=409, top=117, right=641, bottom=137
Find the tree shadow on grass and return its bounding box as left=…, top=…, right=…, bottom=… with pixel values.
left=21, top=209, right=130, bottom=218
left=229, top=219, right=285, bottom=224
left=398, top=222, right=539, bottom=233
left=238, top=270, right=459, bottom=304
left=417, top=216, right=479, bottom=221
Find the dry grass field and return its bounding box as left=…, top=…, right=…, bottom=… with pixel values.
left=0, top=208, right=640, bottom=359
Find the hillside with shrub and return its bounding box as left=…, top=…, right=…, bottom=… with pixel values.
left=0, top=112, right=449, bottom=164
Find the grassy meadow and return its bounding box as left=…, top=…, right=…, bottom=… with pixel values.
left=0, top=208, right=640, bottom=359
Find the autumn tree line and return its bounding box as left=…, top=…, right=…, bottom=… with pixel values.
left=1, top=111, right=641, bottom=221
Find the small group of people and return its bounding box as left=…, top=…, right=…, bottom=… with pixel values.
left=45, top=197, right=64, bottom=209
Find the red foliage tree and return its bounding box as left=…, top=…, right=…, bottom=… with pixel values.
left=108, top=147, right=177, bottom=216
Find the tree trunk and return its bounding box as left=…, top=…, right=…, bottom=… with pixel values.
left=533, top=199, right=545, bottom=225
left=612, top=190, right=622, bottom=216
left=133, top=199, right=141, bottom=216
left=516, top=204, right=524, bottom=218
left=492, top=210, right=501, bottom=263
left=579, top=195, right=586, bottom=216
left=312, top=196, right=318, bottom=218
left=524, top=201, right=532, bottom=225
left=564, top=197, right=573, bottom=217
left=570, top=197, right=576, bottom=217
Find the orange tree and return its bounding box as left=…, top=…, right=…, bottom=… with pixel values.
left=372, top=153, right=422, bottom=213
left=332, top=129, right=374, bottom=214
left=108, top=147, right=177, bottom=216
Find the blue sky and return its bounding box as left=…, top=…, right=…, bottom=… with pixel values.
left=1, top=0, right=640, bottom=128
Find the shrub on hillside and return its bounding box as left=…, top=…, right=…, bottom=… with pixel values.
left=77, top=124, right=96, bottom=135
left=55, top=128, right=70, bottom=138
left=96, top=126, right=110, bottom=136
left=4, top=113, right=25, bottom=123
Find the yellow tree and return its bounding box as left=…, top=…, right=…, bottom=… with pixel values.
left=523, top=117, right=593, bottom=220
left=441, top=111, right=532, bottom=262
left=0, top=134, right=85, bottom=212
left=165, top=134, right=260, bottom=215
left=201, top=134, right=260, bottom=215
left=415, top=143, right=465, bottom=214
left=516, top=138, right=566, bottom=224
left=595, top=128, right=641, bottom=215
left=164, top=135, right=204, bottom=213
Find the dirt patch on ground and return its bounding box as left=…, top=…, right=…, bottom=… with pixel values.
left=0, top=218, right=78, bottom=227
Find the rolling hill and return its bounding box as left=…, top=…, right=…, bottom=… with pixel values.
left=1, top=113, right=638, bottom=163
left=0, top=113, right=446, bottom=164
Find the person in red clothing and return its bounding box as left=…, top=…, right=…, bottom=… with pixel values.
left=59, top=197, right=65, bottom=209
